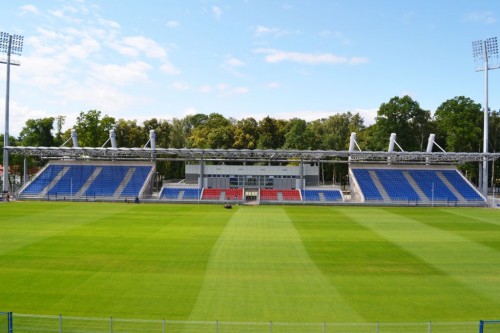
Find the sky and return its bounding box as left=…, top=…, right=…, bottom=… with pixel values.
left=1, top=0, right=500, bottom=137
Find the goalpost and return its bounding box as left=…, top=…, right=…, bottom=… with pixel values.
left=479, top=320, right=500, bottom=333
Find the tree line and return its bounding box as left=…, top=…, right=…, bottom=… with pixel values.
left=2, top=95, right=500, bottom=186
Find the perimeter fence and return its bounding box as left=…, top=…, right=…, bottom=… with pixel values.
left=11, top=313, right=479, bottom=333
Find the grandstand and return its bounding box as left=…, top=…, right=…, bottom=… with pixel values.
left=13, top=154, right=488, bottom=206
left=7, top=131, right=495, bottom=206
left=158, top=185, right=344, bottom=204
left=18, top=160, right=155, bottom=201
left=350, top=164, right=485, bottom=205
left=158, top=163, right=344, bottom=204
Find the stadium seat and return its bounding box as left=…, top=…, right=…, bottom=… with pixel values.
left=351, top=169, right=383, bottom=201
left=441, top=170, right=484, bottom=201
left=375, top=169, right=420, bottom=202
left=409, top=170, right=457, bottom=202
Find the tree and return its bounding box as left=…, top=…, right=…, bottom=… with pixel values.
left=434, top=96, right=483, bottom=185
left=170, top=118, right=188, bottom=148
left=189, top=113, right=234, bottom=148
left=19, top=117, right=55, bottom=147
left=114, top=119, right=143, bottom=147
left=143, top=118, right=171, bottom=148
left=284, top=118, right=311, bottom=150
left=233, top=117, right=259, bottom=149
left=54, top=116, right=66, bottom=146
left=74, top=110, right=116, bottom=147
left=257, top=116, right=283, bottom=149
left=170, top=114, right=209, bottom=148
left=373, top=96, right=431, bottom=151
left=304, top=113, right=365, bottom=183
left=434, top=96, right=482, bottom=152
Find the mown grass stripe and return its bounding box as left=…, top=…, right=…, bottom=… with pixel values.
left=188, top=206, right=362, bottom=323
left=0, top=203, right=230, bottom=319
left=389, top=208, right=500, bottom=253
left=340, top=207, right=500, bottom=318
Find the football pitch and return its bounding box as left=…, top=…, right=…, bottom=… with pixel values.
left=1, top=202, right=500, bottom=325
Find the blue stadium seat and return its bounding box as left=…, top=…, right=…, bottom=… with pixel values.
left=301, top=189, right=342, bottom=202
left=84, top=166, right=130, bottom=197
left=375, top=169, right=420, bottom=202
left=302, top=190, right=320, bottom=201
left=160, top=188, right=182, bottom=199
left=48, top=165, right=96, bottom=196
left=183, top=188, right=201, bottom=200
left=21, top=165, right=64, bottom=196
left=352, top=169, right=383, bottom=200
left=323, top=190, right=342, bottom=201
left=160, top=188, right=200, bottom=200
left=409, top=170, right=457, bottom=202
left=442, top=170, right=484, bottom=201
left=120, top=166, right=152, bottom=197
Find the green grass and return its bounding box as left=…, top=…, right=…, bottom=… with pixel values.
left=1, top=202, right=500, bottom=324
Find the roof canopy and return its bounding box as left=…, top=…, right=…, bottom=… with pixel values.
left=6, top=146, right=500, bottom=164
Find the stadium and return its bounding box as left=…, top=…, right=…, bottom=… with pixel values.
left=2, top=3, right=500, bottom=332
left=1, top=128, right=500, bottom=333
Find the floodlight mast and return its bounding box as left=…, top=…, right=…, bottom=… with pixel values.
left=0, top=32, right=23, bottom=193
left=472, top=37, right=499, bottom=197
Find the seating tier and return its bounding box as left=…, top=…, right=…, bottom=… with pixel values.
left=351, top=169, right=383, bottom=201
left=352, top=167, right=484, bottom=204
left=20, top=163, right=153, bottom=199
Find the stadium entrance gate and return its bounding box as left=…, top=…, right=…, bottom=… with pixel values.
left=245, top=188, right=258, bottom=201
left=0, top=312, right=12, bottom=333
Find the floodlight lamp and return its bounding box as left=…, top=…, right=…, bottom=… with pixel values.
left=472, top=40, right=484, bottom=62
left=0, top=32, right=24, bottom=65
left=485, top=37, right=498, bottom=55
left=0, top=32, right=9, bottom=54
left=10, top=35, right=24, bottom=56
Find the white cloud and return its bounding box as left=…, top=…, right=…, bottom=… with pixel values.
left=463, top=11, right=497, bottom=25
left=1, top=0, right=192, bottom=136
left=172, top=82, right=190, bottom=91
left=225, top=57, right=245, bottom=67
left=90, top=61, right=152, bottom=86
left=66, top=37, right=101, bottom=60
left=253, top=25, right=290, bottom=38
left=265, top=82, right=280, bottom=89
left=198, top=84, right=249, bottom=95
left=0, top=99, right=47, bottom=136
left=353, top=108, right=378, bottom=125
left=56, top=81, right=141, bottom=115
left=215, top=84, right=248, bottom=95
left=111, top=36, right=180, bottom=74
left=110, top=43, right=139, bottom=57
left=254, top=48, right=369, bottom=65
left=20, top=53, right=72, bottom=87
left=48, top=9, right=64, bottom=18
left=182, top=107, right=198, bottom=116
left=221, top=57, right=246, bottom=77
left=20, top=4, right=40, bottom=15
left=167, top=20, right=179, bottom=28
left=212, top=6, right=223, bottom=20
left=160, top=63, right=180, bottom=75
left=199, top=85, right=212, bottom=93
left=98, top=18, right=121, bottom=29
left=121, top=36, right=168, bottom=60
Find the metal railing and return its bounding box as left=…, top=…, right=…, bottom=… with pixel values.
left=10, top=313, right=478, bottom=333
